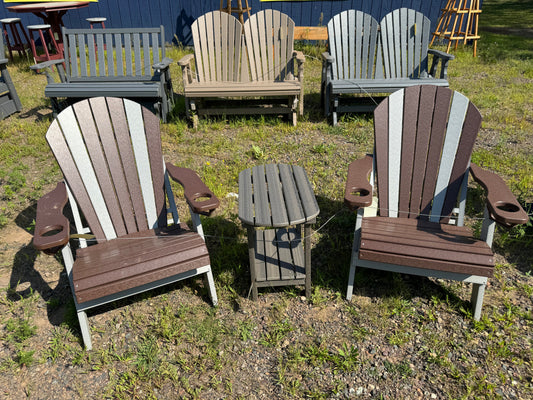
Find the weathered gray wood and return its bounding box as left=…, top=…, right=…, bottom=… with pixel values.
left=0, top=34, right=22, bottom=119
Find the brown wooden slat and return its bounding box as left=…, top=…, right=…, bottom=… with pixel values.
left=373, top=95, right=389, bottom=216
left=420, top=86, right=452, bottom=218
left=89, top=97, right=137, bottom=234
left=72, top=99, right=127, bottom=237
left=398, top=84, right=419, bottom=217
left=46, top=120, right=106, bottom=242
left=410, top=85, right=437, bottom=216
left=142, top=106, right=166, bottom=228
left=441, top=101, right=482, bottom=218
left=107, top=97, right=148, bottom=231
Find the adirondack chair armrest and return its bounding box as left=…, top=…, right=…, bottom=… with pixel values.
left=428, top=49, right=455, bottom=79
left=152, top=57, right=173, bottom=71
left=0, top=58, right=8, bottom=65
left=30, top=60, right=67, bottom=83
left=344, top=155, right=374, bottom=211
left=178, top=54, right=194, bottom=68
left=33, top=182, right=70, bottom=254
left=165, top=163, right=220, bottom=216
left=321, top=52, right=334, bottom=64
left=469, top=163, right=529, bottom=227
left=293, top=50, right=305, bottom=65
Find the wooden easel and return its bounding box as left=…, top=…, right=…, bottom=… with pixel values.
left=430, top=0, right=481, bottom=57
left=220, top=0, right=251, bottom=25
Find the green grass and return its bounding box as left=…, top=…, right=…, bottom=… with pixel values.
left=0, top=0, right=532, bottom=398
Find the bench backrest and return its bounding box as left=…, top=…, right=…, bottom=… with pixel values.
left=191, top=11, right=244, bottom=83
left=327, top=10, right=379, bottom=80
left=244, top=10, right=296, bottom=82
left=379, top=8, right=431, bottom=79
left=62, top=26, right=166, bottom=82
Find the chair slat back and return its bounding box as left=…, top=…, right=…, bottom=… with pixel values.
left=244, top=9, right=295, bottom=82
left=327, top=10, right=379, bottom=80
left=46, top=97, right=168, bottom=242
left=373, top=85, right=482, bottom=222
left=379, top=8, right=431, bottom=79
left=191, top=11, right=243, bottom=83
left=62, top=27, right=165, bottom=81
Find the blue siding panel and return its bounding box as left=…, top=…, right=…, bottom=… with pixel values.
left=0, top=1, right=470, bottom=46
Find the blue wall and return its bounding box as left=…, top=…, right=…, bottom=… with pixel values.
left=1, top=1, right=452, bottom=45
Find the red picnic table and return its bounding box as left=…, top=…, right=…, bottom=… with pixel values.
left=7, top=1, right=90, bottom=48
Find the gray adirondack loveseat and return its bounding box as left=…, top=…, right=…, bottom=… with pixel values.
left=322, top=8, right=455, bottom=125
left=179, top=10, right=305, bottom=127
left=30, top=26, right=174, bottom=122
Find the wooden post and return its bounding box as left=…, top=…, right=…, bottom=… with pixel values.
left=220, top=0, right=251, bottom=25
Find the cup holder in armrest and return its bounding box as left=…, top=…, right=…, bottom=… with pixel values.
left=495, top=201, right=520, bottom=213
left=349, top=188, right=371, bottom=197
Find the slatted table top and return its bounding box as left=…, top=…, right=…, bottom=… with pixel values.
left=238, top=164, right=319, bottom=227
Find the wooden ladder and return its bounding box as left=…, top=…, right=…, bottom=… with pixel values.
left=220, top=0, right=251, bottom=25
left=430, top=0, right=481, bottom=57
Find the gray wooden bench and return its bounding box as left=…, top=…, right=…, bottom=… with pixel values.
left=322, top=8, right=455, bottom=125
left=0, top=33, right=22, bottom=119
left=30, top=26, right=174, bottom=122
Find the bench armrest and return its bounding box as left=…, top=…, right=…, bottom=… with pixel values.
left=33, top=182, right=70, bottom=254
left=152, top=57, right=173, bottom=71
left=469, top=163, right=529, bottom=227
left=178, top=54, right=194, bottom=68
left=428, top=49, right=454, bottom=79
left=30, top=59, right=67, bottom=83
left=321, top=51, right=334, bottom=64
left=165, top=163, right=220, bottom=215
left=344, top=155, right=374, bottom=211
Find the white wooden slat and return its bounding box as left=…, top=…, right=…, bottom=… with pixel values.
left=354, top=10, right=361, bottom=80
left=56, top=107, right=116, bottom=239
left=333, top=14, right=342, bottom=79
left=429, top=91, right=469, bottom=222
left=407, top=9, right=415, bottom=78
left=340, top=10, right=357, bottom=79
left=420, top=14, right=431, bottom=76
left=217, top=12, right=226, bottom=81
left=328, top=15, right=338, bottom=80
left=394, top=9, right=402, bottom=78
left=207, top=13, right=216, bottom=81
left=388, top=90, right=404, bottom=218
left=124, top=100, right=158, bottom=228
left=266, top=10, right=275, bottom=81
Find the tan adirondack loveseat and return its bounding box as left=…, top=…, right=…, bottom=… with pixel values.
left=179, top=10, right=305, bottom=126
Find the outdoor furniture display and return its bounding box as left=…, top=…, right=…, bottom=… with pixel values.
left=32, top=97, right=220, bottom=350
left=343, top=85, right=528, bottom=320
left=1, top=17, right=30, bottom=60
left=7, top=1, right=90, bottom=50
left=238, top=164, right=319, bottom=300
left=0, top=33, right=22, bottom=119
left=30, top=26, right=174, bottom=122
left=86, top=17, right=106, bottom=29
left=179, top=10, right=305, bottom=127
left=322, top=8, right=455, bottom=125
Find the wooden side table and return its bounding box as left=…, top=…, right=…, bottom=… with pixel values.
left=238, top=164, right=320, bottom=300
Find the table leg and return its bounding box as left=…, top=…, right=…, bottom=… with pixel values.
left=304, top=223, right=312, bottom=299
left=246, top=225, right=258, bottom=300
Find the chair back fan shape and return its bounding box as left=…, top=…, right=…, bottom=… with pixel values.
left=327, top=10, right=379, bottom=81
left=46, top=97, right=168, bottom=242
left=373, top=85, right=481, bottom=223
left=244, top=9, right=295, bottom=82
left=379, top=8, right=432, bottom=79
left=191, top=11, right=244, bottom=83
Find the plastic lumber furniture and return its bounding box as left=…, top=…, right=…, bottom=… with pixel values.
left=343, top=85, right=528, bottom=321
left=322, top=8, right=454, bottom=125
left=238, top=164, right=320, bottom=300
left=27, top=24, right=62, bottom=64
left=30, top=26, right=174, bottom=122
left=0, top=33, right=22, bottom=119
left=33, top=97, right=220, bottom=350
left=179, top=10, right=305, bottom=127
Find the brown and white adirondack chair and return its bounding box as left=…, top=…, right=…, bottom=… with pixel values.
left=179, top=10, right=304, bottom=127
left=344, top=85, right=528, bottom=320
left=33, top=97, right=220, bottom=349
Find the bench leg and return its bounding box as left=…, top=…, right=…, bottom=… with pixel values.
left=347, top=209, right=364, bottom=300
left=247, top=226, right=259, bottom=301
left=304, top=224, right=312, bottom=299
left=77, top=310, right=93, bottom=350
left=204, top=268, right=218, bottom=306
left=471, top=282, right=486, bottom=321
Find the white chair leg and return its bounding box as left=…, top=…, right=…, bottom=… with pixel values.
left=347, top=209, right=364, bottom=300
left=205, top=268, right=218, bottom=306
left=471, top=282, right=486, bottom=321
left=77, top=310, right=92, bottom=350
